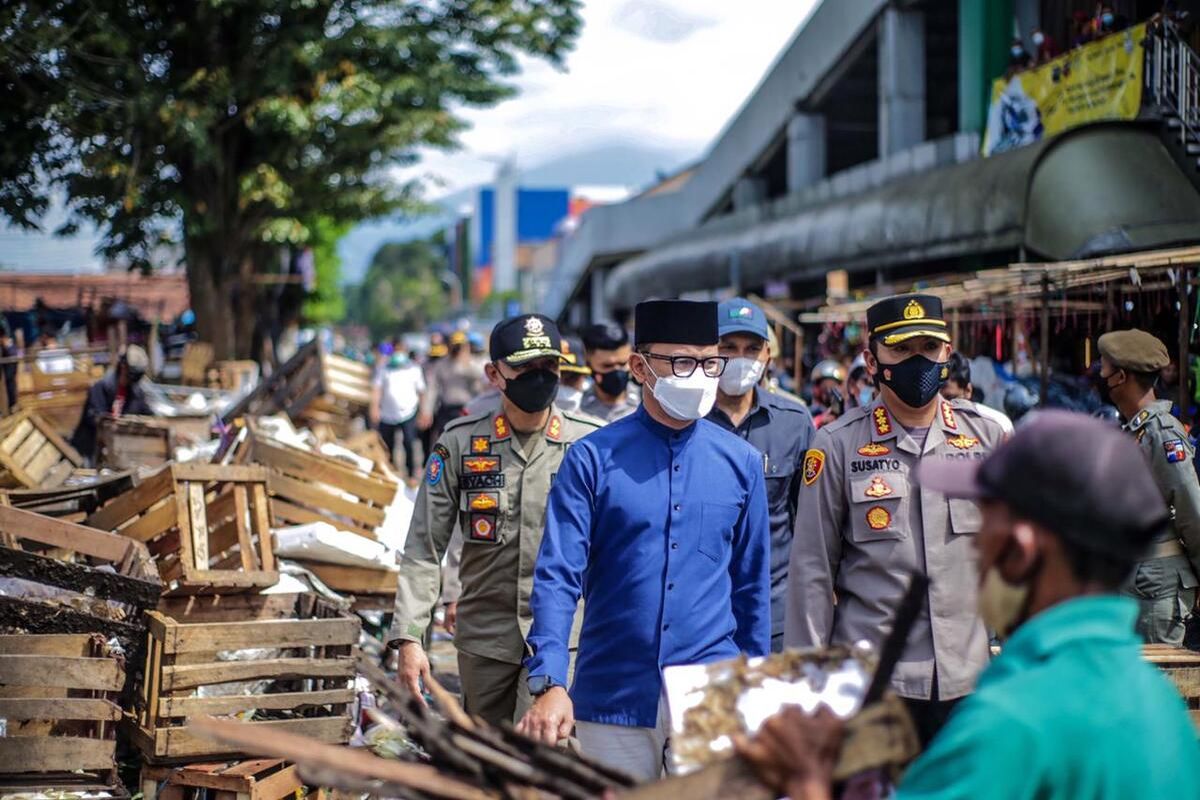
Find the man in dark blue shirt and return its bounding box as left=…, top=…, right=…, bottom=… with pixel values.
left=518, top=299, right=771, bottom=781
left=707, top=298, right=814, bottom=652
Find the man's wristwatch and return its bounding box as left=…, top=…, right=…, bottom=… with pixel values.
left=528, top=675, right=561, bottom=696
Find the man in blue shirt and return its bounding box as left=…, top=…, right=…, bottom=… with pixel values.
left=518, top=299, right=771, bottom=781
left=738, top=411, right=1200, bottom=800
left=707, top=298, right=814, bottom=652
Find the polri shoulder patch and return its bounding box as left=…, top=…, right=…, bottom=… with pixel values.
left=802, top=449, right=826, bottom=486
left=433, top=443, right=451, bottom=461
left=426, top=453, right=445, bottom=486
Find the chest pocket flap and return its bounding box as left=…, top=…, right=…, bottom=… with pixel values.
left=848, top=472, right=908, bottom=543
left=948, top=498, right=982, bottom=535
left=849, top=472, right=910, bottom=504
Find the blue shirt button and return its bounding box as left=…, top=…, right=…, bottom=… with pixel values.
left=673, top=504, right=681, bottom=511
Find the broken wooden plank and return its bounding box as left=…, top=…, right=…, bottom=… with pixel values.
left=0, top=653, right=124, bottom=691
left=160, top=657, right=356, bottom=691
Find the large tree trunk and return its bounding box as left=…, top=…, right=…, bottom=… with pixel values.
left=185, top=247, right=238, bottom=361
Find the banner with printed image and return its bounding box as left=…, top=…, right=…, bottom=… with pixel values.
left=983, top=23, right=1146, bottom=157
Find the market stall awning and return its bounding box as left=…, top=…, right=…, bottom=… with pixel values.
left=604, top=125, right=1200, bottom=310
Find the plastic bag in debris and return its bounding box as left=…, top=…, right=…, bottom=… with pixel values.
left=254, top=414, right=317, bottom=449
left=318, top=441, right=374, bottom=474
left=175, top=438, right=221, bottom=463
left=197, top=645, right=282, bottom=700
left=273, top=521, right=393, bottom=569
left=375, top=482, right=416, bottom=555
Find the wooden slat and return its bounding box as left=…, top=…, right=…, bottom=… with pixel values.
left=23, top=441, right=61, bottom=483
left=0, top=654, right=124, bottom=691
left=269, top=498, right=377, bottom=541
left=32, top=412, right=83, bottom=466
left=0, top=634, right=93, bottom=656
left=172, top=463, right=268, bottom=483
left=0, top=419, right=33, bottom=454
left=252, top=483, right=275, bottom=572
left=296, top=561, right=398, bottom=594
left=121, top=498, right=179, bottom=542
left=160, top=616, right=359, bottom=654
left=0, top=504, right=133, bottom=563
left=270, top=472, right=385, bottom=528
left=161, top=657, right=355, bottom=690
left=11, top=429, right=46, bottom=467
left=158, top=688, right=356, bottom=717
left=172, top=569, right=278, bottom=591
left=0, top=697, right=121, bottom=721
left=85, top=467, right=175, bottom=530
left=254, top=438, right=395, bottom=505
left=150, top=716, right=352, bottom=759
left=231, top=484, right=257, bottom=571
left=187, top=481, right=210, bottom=570
left=0, top=736, right=114, bottom=772
left=253, top=763, right=302, bottom=800
left=156, top=593, right=300, bottom=624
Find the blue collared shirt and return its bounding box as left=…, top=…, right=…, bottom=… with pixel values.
left=707, top=387, right=813, bottom=647
left=526, top=405, right=771, bottom=727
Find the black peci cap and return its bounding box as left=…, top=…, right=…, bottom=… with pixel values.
left=489, top=314, right=562, bottom=365
left=866, top=294, right=951, bottom=346
left=582, top=322, right=629, bottom=352
left=917, top=410, right=1168, bottom=560
left=634, top=300, right=718, bottom=348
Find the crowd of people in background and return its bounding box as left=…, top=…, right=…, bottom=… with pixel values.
left=1007, top=3, right=1141, bottom=78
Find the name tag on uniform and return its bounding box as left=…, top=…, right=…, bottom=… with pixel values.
left=462, top=473, right=506, bottom=490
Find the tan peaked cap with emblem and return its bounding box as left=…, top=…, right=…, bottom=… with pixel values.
left=1097, top=329, right=1170, bottom=373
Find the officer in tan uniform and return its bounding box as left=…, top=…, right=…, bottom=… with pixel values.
left=784, top=294, right=1005, bottom=746
left=1096, top=329, right=1200, bottom=644
left=390, top=314, right=601, bottom=726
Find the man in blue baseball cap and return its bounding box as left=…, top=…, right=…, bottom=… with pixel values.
left=706, top=297, right=815, bottom=652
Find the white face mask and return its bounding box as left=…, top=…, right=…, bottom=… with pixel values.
left=718, top=356, right=765, bottom=396
left=1032, top=31, right=1045, bottom=46
left=641, top=354, right=718, bottom=421
left=556, top=384, right=583, bottom=411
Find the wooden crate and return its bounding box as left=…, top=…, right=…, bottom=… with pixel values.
left=85, top=463, right=278, bottom=594
left=0, top=504, right=160, bottom=660
left=214, top=360, right=260, bottom=393
left=132, top=593, right=359, bottom=762
left=0, top=633, right=125, bottom=790
left=220, top=341, right=370, bottom=436
left=99, top=415, right=172, bottom=470
left=245, top=433, right=397, bottom=541
left=1143, top=644, right=1200, bottom=730
left=292, top=560, right=398, bottom=607
left=142, top=759, right=302, bottom=800
left=0, top=410, right=84, bottom=488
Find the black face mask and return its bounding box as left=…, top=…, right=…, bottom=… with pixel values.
left=596, top=368, right=630, bottom=398
left=1091, top=364, right=1119, bottom=404
left=501, top=368, right=559, bottom=413
left=877, top=354, right=949, bottom=409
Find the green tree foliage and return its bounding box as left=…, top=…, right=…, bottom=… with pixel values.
left=0, top=0, right=581, bottom=357
left=301, top=216, right=351, bottom=325
left=353, top=237, right=449, bottom=340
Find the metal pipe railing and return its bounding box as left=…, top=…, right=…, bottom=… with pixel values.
left=1145, top=18, right=1200, bottom=148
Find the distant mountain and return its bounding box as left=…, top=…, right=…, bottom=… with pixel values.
left=336, top=140, right=694, bottom=284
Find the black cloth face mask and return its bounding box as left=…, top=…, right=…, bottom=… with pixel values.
left=596, top=368, right=630, bottom=397
left=877, top=354, right=949, bottom=409
left=502, top=368, right=559, bottom=413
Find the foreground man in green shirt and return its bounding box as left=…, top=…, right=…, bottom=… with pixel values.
left=739, top=410, right=1200, bottom=800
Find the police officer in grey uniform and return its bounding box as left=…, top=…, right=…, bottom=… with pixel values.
left=1096, top=329, right=1200, bottom=645
left=390, top=314, right=600, bottom=726
left=706, top=298, right=814, bottom=653
left=785, top=294, right=1006, bottom=746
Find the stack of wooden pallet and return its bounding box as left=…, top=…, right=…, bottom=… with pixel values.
left=0, top=409, right=84, bottom=488
left=221, top=341, right=372, bottom=439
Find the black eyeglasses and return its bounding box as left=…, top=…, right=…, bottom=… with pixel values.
left=640, top=352, right=728, bottom=378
